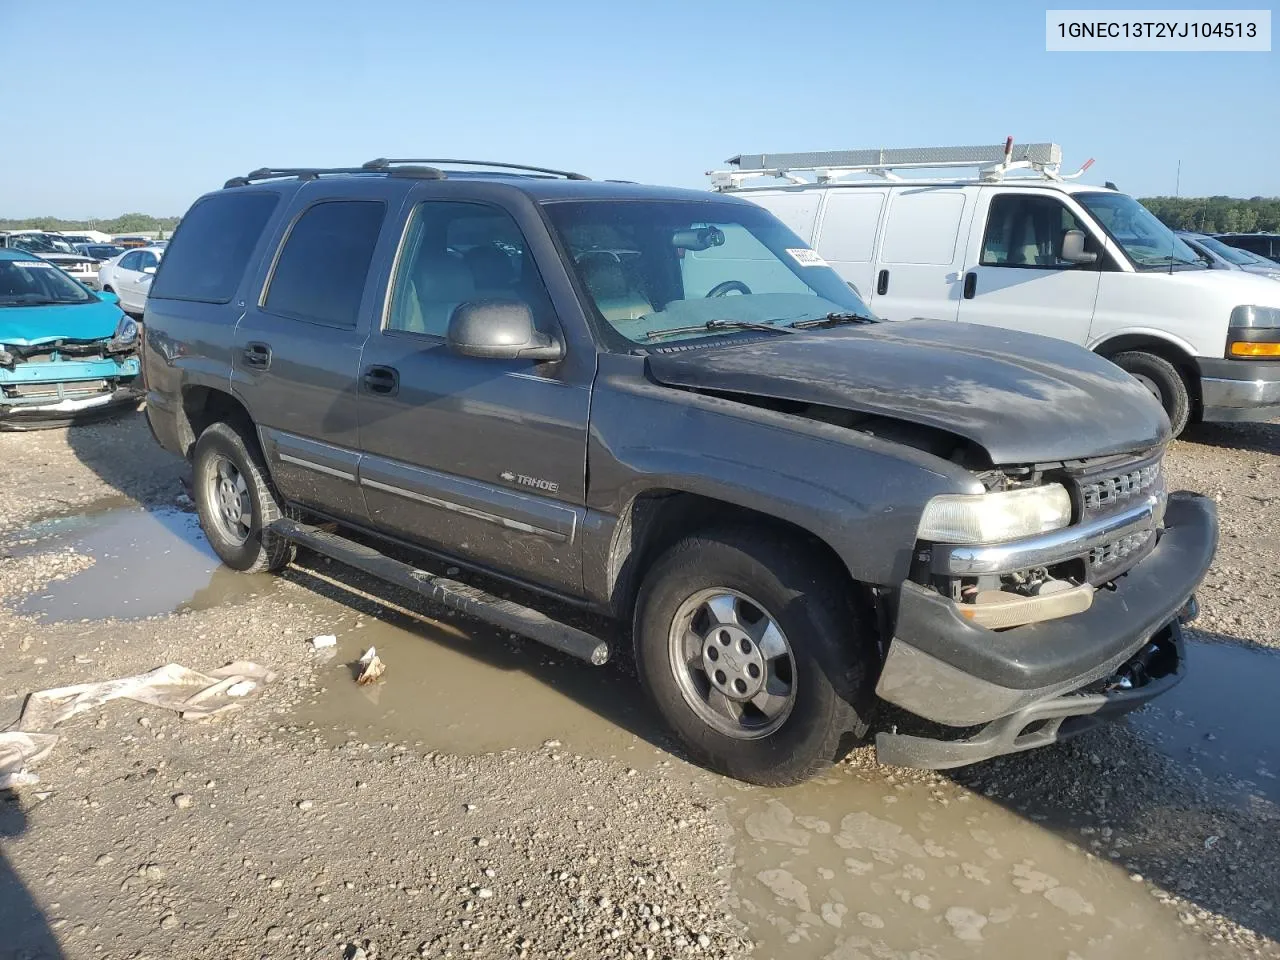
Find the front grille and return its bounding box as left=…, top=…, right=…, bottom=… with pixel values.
left=1069, top=452, right=1165, bottom=583
left=1078, top=459, right=1162, bottom=514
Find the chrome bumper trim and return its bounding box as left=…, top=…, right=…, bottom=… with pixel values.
left=932, top=495, right=1161, bottom=576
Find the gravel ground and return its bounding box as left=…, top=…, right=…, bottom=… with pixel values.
left=0, top=412, right=1277, bottom=959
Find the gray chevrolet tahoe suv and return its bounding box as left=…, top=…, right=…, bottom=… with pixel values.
left=141, top=158, right=1218, bottom=785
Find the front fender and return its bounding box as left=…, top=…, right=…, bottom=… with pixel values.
left=584, top=359, right=979, bottom=591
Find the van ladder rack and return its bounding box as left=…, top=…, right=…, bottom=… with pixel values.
left=362, top=158, right=590, bottom=180
left=709, top=139, right=1093, bottom=190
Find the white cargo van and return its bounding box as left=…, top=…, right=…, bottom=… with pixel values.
left=711, top=143, right=1280, bottom=434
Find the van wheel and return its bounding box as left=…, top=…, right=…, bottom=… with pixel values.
left=192, top=421, right=294, bottom=573
left=634, top=528, right=875, bottom=785
left=1111, top=351, right=1190, bottom=436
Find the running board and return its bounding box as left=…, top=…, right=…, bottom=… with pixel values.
left=268, top=518, right=610, bottom=665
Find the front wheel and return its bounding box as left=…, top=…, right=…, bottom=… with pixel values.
left=192, top=421, right=294, bottom=573
left=1111, top=350, right=1190, bottom=436
left=634, top=528, right=876, bottom=785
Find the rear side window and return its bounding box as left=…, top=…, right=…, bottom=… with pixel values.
left=150, top=192, right=279, bottom=303
left=264, top=200, right=385, bottom=328
left=880, top=190, right=967, bottom=265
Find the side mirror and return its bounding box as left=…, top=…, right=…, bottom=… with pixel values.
left=98, top=290, right=120, bottom=305
left=446, top=299, right=563, bottom=362
left=142, top=265, right=157, bottom=275
left=1061, top=230, right=1097, bottom=264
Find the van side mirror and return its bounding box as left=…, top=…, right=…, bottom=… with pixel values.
left=1061, top=230, right=1097, bottom=264
left=447, top=299, right=563, bottom=361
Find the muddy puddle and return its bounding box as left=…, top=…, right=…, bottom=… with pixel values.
left=4, top=503, right=277, bottom=621
left=289, top=563, right=661, bottom=764
left=725, top=769, right=1219, bottom=959
left=1131, top=637, right=1280, bottom=805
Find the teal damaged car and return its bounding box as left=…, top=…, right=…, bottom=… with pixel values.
left=0, top=249, right=141, bottom=428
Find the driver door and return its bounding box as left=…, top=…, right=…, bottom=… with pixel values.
left=355, top=195, right=593, bottom=595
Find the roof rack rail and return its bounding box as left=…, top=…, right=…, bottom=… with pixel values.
left=362, top=158, right=590, bottom=180
left=708, top=138, right=1094, bottom=191
left=223, top=164, right=446, bottom=189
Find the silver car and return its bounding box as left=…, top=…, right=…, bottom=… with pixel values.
left=1178, top=231, right=1280, bottom=281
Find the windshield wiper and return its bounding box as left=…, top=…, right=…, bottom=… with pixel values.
left=643, top=319, right=796, bottom=341
left=790, top=312, right=878, bottom=329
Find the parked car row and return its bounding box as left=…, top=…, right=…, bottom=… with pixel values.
left=133, top=153, right=1219, bottom=785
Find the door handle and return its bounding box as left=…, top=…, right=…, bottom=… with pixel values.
left=242, top=342, right=272, bottom=369
left=963, top=271, right=978, bottom=299
left=362, top=365, right=399, bottom=396
left=876, top=269, right=889, bottom=296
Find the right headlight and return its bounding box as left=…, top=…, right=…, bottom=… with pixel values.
left=918, top=484, right=1072, bottom=544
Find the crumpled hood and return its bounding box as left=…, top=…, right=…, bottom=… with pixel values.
left=645, top=320, right=1170, bottom=464
left=0, top=299, right=124, bottom=346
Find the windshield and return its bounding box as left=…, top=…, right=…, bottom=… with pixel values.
left=85, top=244, right=125, bottom=259
left=1196, top=235, right=1268, bottom=266
left=0, top=258, right=95, bottom=306
left=543, top=199, right=871, bottom=344
left=1076, top=193, right=1202, bottom=269
left=9, top=233, right=76, bottom=255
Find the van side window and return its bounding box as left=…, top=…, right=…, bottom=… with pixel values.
left=264, top=200, right=386, bottom=328
left=386, top=202, right=554, bottom=338
left=981, top=194, right=1094, bottom=269
left=149, top=192, right=280, bottom=304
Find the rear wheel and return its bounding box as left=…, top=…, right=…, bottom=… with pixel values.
left=1111, top=350, right=1190, bottom=436
left=634, top=528, right=876, bottom=785
left=192, top=421, right=293, bottom=573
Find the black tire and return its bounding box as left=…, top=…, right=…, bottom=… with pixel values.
left=1111, top=350, right=1190, bottom=436
left=633, top=528, right=876, bottom=785
left=192, top=420, right=294, bottom=573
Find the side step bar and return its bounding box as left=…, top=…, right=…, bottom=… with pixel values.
left=269, top=519, right=610, bottom=665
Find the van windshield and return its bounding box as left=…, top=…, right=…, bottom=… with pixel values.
left=1076, top=193, right=1203, bottom=270
left=543, top=199, right=871, bottom=345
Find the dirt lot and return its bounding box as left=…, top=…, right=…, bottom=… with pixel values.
left=1, top=413, right=1277, bottom=960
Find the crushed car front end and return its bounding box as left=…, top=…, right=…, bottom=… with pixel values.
left=875, top=449, right=1217, bottom=768
left=0, top=254, right=142, bottom=428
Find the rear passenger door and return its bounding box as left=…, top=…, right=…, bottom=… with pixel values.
left=955, top=188, right=1104, bottom=342
left=867, top=187, right=973, bottom=322
left=355, top=191, right=593, bottom=595
left=232, top=180, right=397, bottom=523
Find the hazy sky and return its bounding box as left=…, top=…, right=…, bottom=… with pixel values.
left=1, top=0, right=1276, bottom=218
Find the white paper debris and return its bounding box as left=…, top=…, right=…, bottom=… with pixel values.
left=356, top=647, right=385, bottom=686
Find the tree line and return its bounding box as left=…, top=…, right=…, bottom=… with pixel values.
left=0, top=213, right=181, bottom=234
left=1138, top=196, right=1280, bottom=234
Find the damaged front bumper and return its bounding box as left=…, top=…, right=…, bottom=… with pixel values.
left=874, top=493, right=1217, bottom=769
left=0, top=354, right=141, bottom=427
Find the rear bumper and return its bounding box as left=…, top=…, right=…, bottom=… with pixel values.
left=1198, top=358, right=1280, bottom=422
left=873, top=493, right=1216, bottom=768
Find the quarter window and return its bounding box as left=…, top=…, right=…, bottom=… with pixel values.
left=386, top=201, right=554, bottom=337
left=980, top=194, right=1096, bottom=269
left=265, top=200, right=385, bottom=328
left=149, top=191, right=280, bottom=304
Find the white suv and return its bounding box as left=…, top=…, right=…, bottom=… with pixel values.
left=713, top=143, right=1280, bottom=434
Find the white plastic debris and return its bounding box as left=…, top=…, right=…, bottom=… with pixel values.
left=356, top=647, right=385, bottom=686
left=0, top=661, right=273, bottom=789
left=308, top=634, right=337, bottom=649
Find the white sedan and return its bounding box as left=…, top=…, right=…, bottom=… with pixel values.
left=97, top=245, right=164, bottom=315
